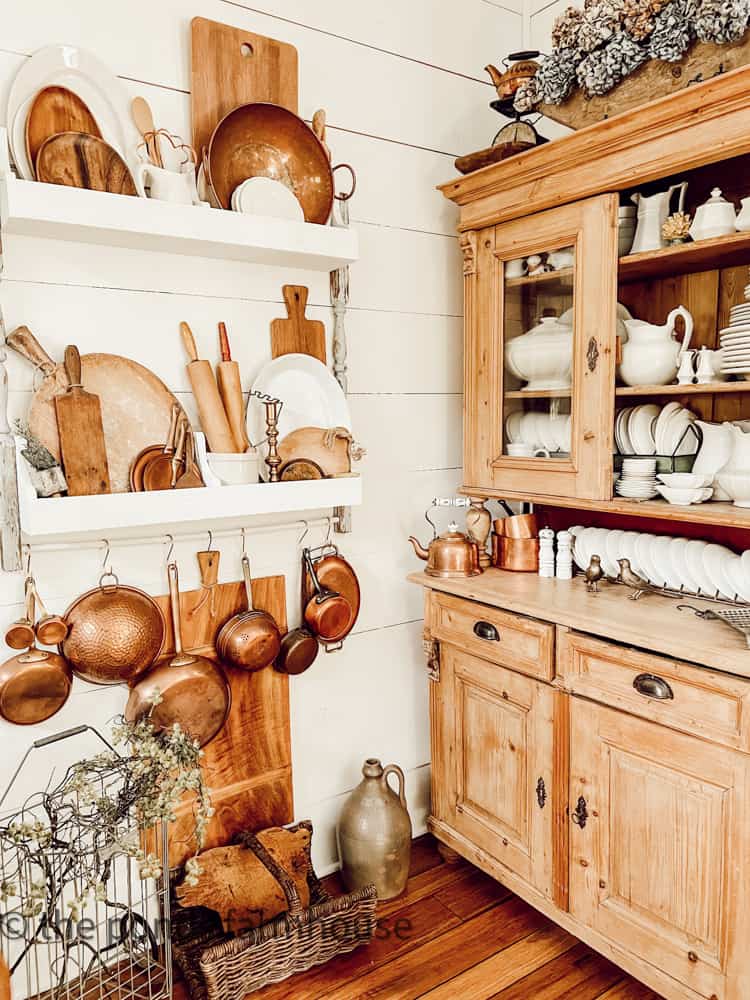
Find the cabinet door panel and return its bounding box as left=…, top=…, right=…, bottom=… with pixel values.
left=462, top=194, right=617, bottom=501
left=570, top=699, right=750, bottom=1000
left=442, top=645, right=555, bottom=899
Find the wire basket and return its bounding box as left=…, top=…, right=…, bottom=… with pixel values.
left=0, top=726, right=172, bottom=1000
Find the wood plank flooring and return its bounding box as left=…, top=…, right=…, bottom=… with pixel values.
left=173, top=835, right=663, bottom=1000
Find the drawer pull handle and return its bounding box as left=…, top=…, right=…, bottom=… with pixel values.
left=473, top=621, right=500, bottom=641
left=572, top=796, right=588, bottom=829
left=633, top=673, right=674, bottom=701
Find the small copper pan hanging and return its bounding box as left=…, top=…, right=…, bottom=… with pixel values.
left=216, top=555, right=282, bottom=672
left=0, top=578, right=72, bottom=725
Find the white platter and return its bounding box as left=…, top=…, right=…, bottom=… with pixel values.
left=248, top=353, right=352, bottom=477
left=702, top=544, right=736, bottom=600
left=7, top=45, right=141, bottom=187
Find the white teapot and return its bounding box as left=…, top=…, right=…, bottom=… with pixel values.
left=619, top=306, right=693, bottom=387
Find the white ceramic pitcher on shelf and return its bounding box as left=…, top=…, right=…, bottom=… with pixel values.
left=630, top=182, right=688, bottom=253
left=619, top=306, right=693, bottom=386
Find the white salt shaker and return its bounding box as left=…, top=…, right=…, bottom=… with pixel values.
left=556, top=529, right=573, bottom=580
left=539, top=527, right=555, bottom=578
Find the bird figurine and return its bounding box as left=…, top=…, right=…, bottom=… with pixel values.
left=617, top=558, right=656, bottom=600
left=584, top=554, right=605, bottom=593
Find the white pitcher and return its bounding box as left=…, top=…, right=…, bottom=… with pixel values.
left=630, top=182, right=688, bottom=253
left=619, top=306, right=693, bottom=387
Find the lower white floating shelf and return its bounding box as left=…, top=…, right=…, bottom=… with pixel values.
left=18, top=451, right=362, bottom=544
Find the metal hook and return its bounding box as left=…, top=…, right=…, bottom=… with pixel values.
left=297, top=520, right=309, bottom=546
left=325, top=517, right=334, bottom=546
left=241, top=527, right=247, bottom=556
left=22, top=545, right=31, bottom=577
left=164, top=534, right=175, bottom=564
left=101, top=539, right=112, bottom=575
left=207, top=530, right=213, bottom=553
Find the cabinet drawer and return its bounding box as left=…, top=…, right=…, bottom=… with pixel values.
left=431, top=592, right=554, bottom=681
left=558, top=627, right=750, bottom=752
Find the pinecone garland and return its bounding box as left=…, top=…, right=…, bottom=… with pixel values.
left=694, top=0, right=750, bottom=42
left=577, top=31, right=647, bottom=95
left=537, top=48, right=580, bottom=103
left=622, top=0, right=669, bottom=39
left=552, top=6, right=585, bottom=49
left=578, top=0, right=626, bottom=50
left=649, top=0, right=697, bottom=58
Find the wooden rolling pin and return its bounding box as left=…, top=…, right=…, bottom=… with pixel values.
left=216, top=322, right=249, bottom=452
left=180, top=322, right=238, bottom=454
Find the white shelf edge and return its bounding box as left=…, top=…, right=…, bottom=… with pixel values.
left=0, top=129, right=358, bottom=272
left=17, top=445, right=362, bottom=544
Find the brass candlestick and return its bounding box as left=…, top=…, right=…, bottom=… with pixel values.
left=264, top=399, right=282, bottom=483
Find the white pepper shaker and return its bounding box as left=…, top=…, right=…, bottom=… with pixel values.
left=556, top=529, right=573, bottom=580
left=539, top=527, right=555, bottom=578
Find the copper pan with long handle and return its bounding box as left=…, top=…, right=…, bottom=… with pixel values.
left=302, top=548, right=353, bottom=645
left=216, top=555, right=281, bottom=672
left=275, top=550, right=319, bottom=675
left=125, top=562, right=230, bottom=747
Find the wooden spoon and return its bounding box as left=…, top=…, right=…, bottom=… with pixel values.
left=131, top=96, right=162, bottom=167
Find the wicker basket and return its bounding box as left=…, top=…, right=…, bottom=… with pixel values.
left=171, top=821, right=378, bottom=1000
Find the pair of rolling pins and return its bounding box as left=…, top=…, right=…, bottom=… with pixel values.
left=179, top=321, right=250, bottom=454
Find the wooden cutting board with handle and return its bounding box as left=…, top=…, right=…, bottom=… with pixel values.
left=271, top=285, right=326, bottom=363
left=147, top=574, right=292, bottom=867
left=191, top=17, right=299, bottom=158
left=54, top=345, right=111, bottom=496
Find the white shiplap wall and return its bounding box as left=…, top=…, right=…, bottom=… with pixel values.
left=0, top=0, right=523, bottom=872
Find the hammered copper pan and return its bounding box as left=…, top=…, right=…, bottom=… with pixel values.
left=216, top=555, right=281, bottom=672
left=125, top=562, right=230, bottom=748
left=62, top=574, right=165, bottom=685
left=206, top=103, right=333, bottom=223
left=0, top=578, right=72, bottom=725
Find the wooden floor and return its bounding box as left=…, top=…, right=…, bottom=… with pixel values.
left=174, top=834, right=664, bottom=1000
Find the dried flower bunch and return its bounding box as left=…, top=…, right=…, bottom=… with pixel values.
left=662, top=211, right=692, bottom=240
left=513, top=0, right=750, bottom=110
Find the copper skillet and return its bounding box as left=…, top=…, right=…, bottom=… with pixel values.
left=302, top=549, right=354, bottom=645
left=0, top=578, right=72, bottom=725
left=126, top=562, right=230, bottom=748
left=275, top=551, right=320, bottom=676
left=216, top=555, right=281, bottom=672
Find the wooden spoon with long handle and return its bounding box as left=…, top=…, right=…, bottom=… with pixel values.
left=131, top=96, right=162, bottom=167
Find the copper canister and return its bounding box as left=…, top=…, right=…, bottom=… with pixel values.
left=500, top=537, right=540, bottom=572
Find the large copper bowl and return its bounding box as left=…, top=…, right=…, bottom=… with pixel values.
left=207, top=103, right=333, bottom=224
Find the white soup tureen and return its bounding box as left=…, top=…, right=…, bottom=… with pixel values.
left=505, top=316, right=573, bottom=391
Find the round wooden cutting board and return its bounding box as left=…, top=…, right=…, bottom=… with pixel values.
left=29, top=354, right=182, bottom=493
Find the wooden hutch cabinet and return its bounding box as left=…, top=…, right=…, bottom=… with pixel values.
left=413, top=67, right=750, bottom=1000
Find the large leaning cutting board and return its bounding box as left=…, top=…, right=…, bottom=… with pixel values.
left=191, top=17, right=299, bottom=158
left=147, top=574, right=292, bottom=867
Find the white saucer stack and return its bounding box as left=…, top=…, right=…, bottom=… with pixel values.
left=615, top=458, right=659, bottom=499
left=720, top=283, right=750, bottom=379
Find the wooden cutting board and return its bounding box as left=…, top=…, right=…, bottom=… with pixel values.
left=271, top=285, right=326, bottom=363
left=148, top=575, right=292, bottom=867
left=191, top=17, right=299, bottom=158
left=36, top=133, right=137, bottom=195
left=26, top=86, right=101, bottom=176
left=54, top=346, right=111, bottom=496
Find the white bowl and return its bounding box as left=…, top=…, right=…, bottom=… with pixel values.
left=716, top=472, right=750, bottom=506
left=656, top=472, right=713, bottom=489
left=206, top=449, right=260, bottom=485
left=655, top=485, right=713, bottom=505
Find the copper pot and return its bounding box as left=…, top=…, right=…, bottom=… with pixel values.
left=302, top=546, right=360, bottom=649
left=62, top=574, right=165, bottom=685
left=275, top=551, right=320, bottom=676
left=494, top=513, right=538, bottom=539
left=216, top=555, right=282, bottom=672
left=125, top=562, right=230, bottom=748
left=302, top=549, right=354, bottom=643
left=500, top=537, right=539, bottom=572
left=408, top=523, right=482, bottom=578
left=0, top=579, right=72, bottom=725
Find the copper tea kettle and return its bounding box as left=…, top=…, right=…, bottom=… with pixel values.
left=409, top=499, right=482, bottom=579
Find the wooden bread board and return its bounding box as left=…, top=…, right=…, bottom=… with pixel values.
left=147, top=575, right=292, bottom=867
left=191, top=17, right=299, bottom=157
left=271, top=285, right=326, bottom=363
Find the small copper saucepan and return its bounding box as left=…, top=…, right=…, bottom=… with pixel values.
left=302, top=549, right=354, bottom=644
left=216, top=555, right=281, bottom=672
left=125, top=562, right=230, bottom=748
left=0, top=578, right=72, bottom=725
left=275, top=551, right=320, bottom=676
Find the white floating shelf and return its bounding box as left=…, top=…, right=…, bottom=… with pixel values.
left=0, top=131, right=358, bottom=272
left=17, top=449, right=362, bottom=545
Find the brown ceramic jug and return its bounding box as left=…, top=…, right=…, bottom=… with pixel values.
left=337, top=758, right=412, bottom=900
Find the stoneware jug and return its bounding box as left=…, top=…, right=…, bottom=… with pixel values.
left=630, top=182, right=687, bottom=253
left=338, top=758, right=412, bottom=899
left=619, top=306, right=693, bottom=387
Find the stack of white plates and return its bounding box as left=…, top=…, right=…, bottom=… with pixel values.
left=505, top=410, right=571, bottom=452
left=720, top=324, right=750, bottom=378
left=569, top=524, right=750, bottom=600
left=615, top=458, right=658, bottom=499
left=614, top=402, right=697, bottom=456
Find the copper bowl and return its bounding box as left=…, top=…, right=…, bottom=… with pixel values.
left=206, top=103, right=333, bottom=224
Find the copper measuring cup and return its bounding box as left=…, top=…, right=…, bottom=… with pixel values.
left=5, top=577, right=36, bottom=650
left=32, top=581, right=68, bottom=646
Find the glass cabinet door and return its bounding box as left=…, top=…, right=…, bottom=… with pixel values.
left=463, top=195, right=618, bottom=502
